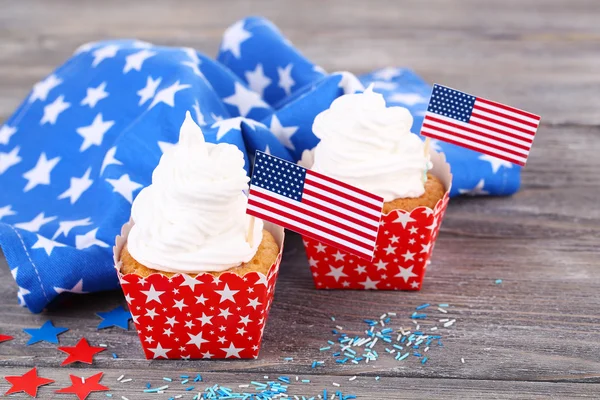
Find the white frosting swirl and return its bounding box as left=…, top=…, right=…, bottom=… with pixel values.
left=127, top=112, right=263, bottom=273
left=311, top=87, right=431, bottom=201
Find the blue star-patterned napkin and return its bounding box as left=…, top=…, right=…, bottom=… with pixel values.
left=0, top=16, right=520, bottom=313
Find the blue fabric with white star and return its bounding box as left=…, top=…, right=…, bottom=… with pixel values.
left=0, top=16, right=520, bottom=313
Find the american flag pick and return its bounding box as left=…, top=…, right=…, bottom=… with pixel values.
left=247, top=151, right=384, bottom=260
left=421, top=84, right=541, bottom=166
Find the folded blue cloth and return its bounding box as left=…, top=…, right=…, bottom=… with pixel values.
left=0, top=16, right=520, bottom=313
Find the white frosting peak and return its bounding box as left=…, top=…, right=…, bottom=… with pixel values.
left=127, top=111, right=263, bottom=273
left=311, top=87, right=431, bottom=201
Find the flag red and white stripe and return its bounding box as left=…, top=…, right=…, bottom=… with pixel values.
left=247, top=152, right=384, bottom=260
left=421, top=84, right=541, bottom=166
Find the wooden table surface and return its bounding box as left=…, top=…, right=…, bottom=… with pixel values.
left=1, top=0, right=599, bottom=398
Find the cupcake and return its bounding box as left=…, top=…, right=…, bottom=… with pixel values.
left=114, top=112, right=284, bottom=360
left=302, top=87, right=452, bottom=290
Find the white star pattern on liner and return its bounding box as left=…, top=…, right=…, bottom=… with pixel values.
left=76, top=113, right=114, bottom=151
left=277, top=64, right=295, bottom=96
left=54, top=279, right=87, bottom=294
left=221, top=342, right=244, bottom=358
left=410, top=281, right=420, bottom=289
left=80, top=82, right=109, bottom=108
left=123, top=49, right=156, bottom=73
left=239, top=315, right=252, bottom=325
left=373, top=67, right=402, bottom=81
left=219, top=308, right=232, bottom=319
left=75, top=228, right=109, bottom=250
left=223, top=82, right=269, bottom=117
left=315, top=243, right=327, bottom=253
left=29, top=74, right=62, bottom=103
left=52, top=217, right=92, bottom=240
left=173, top=299, right=187, bottom=311
left=0, top=147, right=22, bottom=175
left=31, top=234, right=66, bottom=256
left=215, top=284, right=239, bottom=303
left=187, top=332, right=208, bottom=349
left=383, top=244, right=396, bottom=255
left=180, top=274, right=201, bottom=291
left=247, top=297, right=261, bottom=309
left=58, top=167, right=93, bottom=204
left=374, top=260, right=387, bottom=271
left=0, top=205, right=16, bottom=221
left=92, top=44, right=119, bottom=67
left=149, top=80, right=191, bottom=109
left=326, top=266, right=348, bottom=282
left=387, top=92, right=428, bottom=106
left=308, top=257, right=318, bottom=267
left=221, top=20, right=252, bottom=59
left=459, top=179, right=489, bottom=196
left=245, top=64, right=271, bottom=97
left=355, top=265, right=366, bottom=274
left=479, top=154, right=513, bottom=174
left=148, top=343, right=171, bottom=359
left=392, top=212, right=416, bottom=228
left=23, top=153, right=61, bottom=192
left=401, top=250, right=416, bottom=262
left=137, top=76, right=162, bottom=106
left=41, top=95, right=70, bottom=125
left=269, top=114, right=298, bottom=151
left=0, top=125, right=17, bottom=145
left=14, top=212, right=56, bottom=232
left=141, top=284, right=165, bottom=304
left=395, top=265, right=418, bottom=283
left=197, top=313, right=213, bottom=326
left=100, top=146, right=122, bottom=175
left=360, top=277, right=379, bottom=290
left=106, top=174, right=143, bottom=203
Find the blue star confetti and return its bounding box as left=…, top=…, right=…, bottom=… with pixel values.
left=23, top=320, right=68, bottom=345
left=96, top=305, right=132, bottom=330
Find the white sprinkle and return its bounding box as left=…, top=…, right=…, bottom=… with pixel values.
left=380, top=313, right=387, bottom=320
left=443, top=319, right=456, bottom=328
left=412, top=320, right=418, bottom=325
left=380, top=321, right=385, bottom=327
left=99, top=343, right=108, bottom=347
left=439, top=318, right=449, bottom=322
left=239, top=384, right=250, bottom=388
left=296, top=376, right=299, bottom=381
left=336, top=325, right=344, bottom=331
left=397, top=334, right=402, bottom=341
left=349, top=376, right=357, bottom=381
left=390, top=349, right=395, bottom=354
left=332, top=382, right=340, bottom=387
left=264, top=376, right=269, bottom=379
left=121, top=378, right=132, bottom=383
left=174, top=396, right=183, bottom=399
left=121, top=397, right=129, bottom=400
left=388, top=312, right=396, bottom=316
left=438, top=307, right=448, bottom=314
left=430, top=327, right=438, bottom=331
left=369, top=338, right=378, bottom=348
left=117, top=375, right=124, bottom=382
left=424, top=346, right=430, bottom=353
left=331, top=394, right=335, bottom=400
left=416, top=324, right=420, bottom=330
left=81, top=377, right=85, bottom=383
left=157, top=392, right=164, bottom=394
left=461, top=358, right=465, bottom=364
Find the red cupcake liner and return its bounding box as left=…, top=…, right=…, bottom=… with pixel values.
left=303, top=150, right=452, bottom=290
left=113, top=221, right=284, bottom=360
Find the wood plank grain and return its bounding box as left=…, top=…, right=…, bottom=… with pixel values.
left=1, top=0, right=599, bottom=397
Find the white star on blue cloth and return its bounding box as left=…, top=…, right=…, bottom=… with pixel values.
left=0, top=18, right=521, bottom=314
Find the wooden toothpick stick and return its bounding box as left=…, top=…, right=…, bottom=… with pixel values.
left=424, top=137, right=431, bottom=156
left=247, top=215, right=256, bottom=247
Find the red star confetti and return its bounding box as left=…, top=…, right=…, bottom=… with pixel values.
left=55, top=372, right=109, bottom=400
left=58, top=338, right=106, bottom=366
left=0, top=334, right=13, bottom=343
left=4, top=367, right=54, bottom=397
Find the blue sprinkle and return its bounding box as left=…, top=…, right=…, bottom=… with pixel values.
left=331, top=316, right=336, bottom=321
left=495, top=279, right=503, bottom=284
left=416, top=303, right=430, bottom=310
left=146, top=383, right=151, bottom=389
left=302, top=379, right=311, bottom=383
left=283, top=357, right=294, bottom=361
left=439, top=304, right=449, bottom=307
left=185, top=386, right=195, bottom=391
left=422, top=356, right=429, bottom=364
left=112, top=353, right=118, bottom=359
left=414, top=352, right=422, bottom=357
left=163, top=377, right=173, bottom=382
left=375, top=376, right=380, bottom=381
left=320, top=346, right=331, bottom=351
left=181, top=379, right=189, bottom=384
